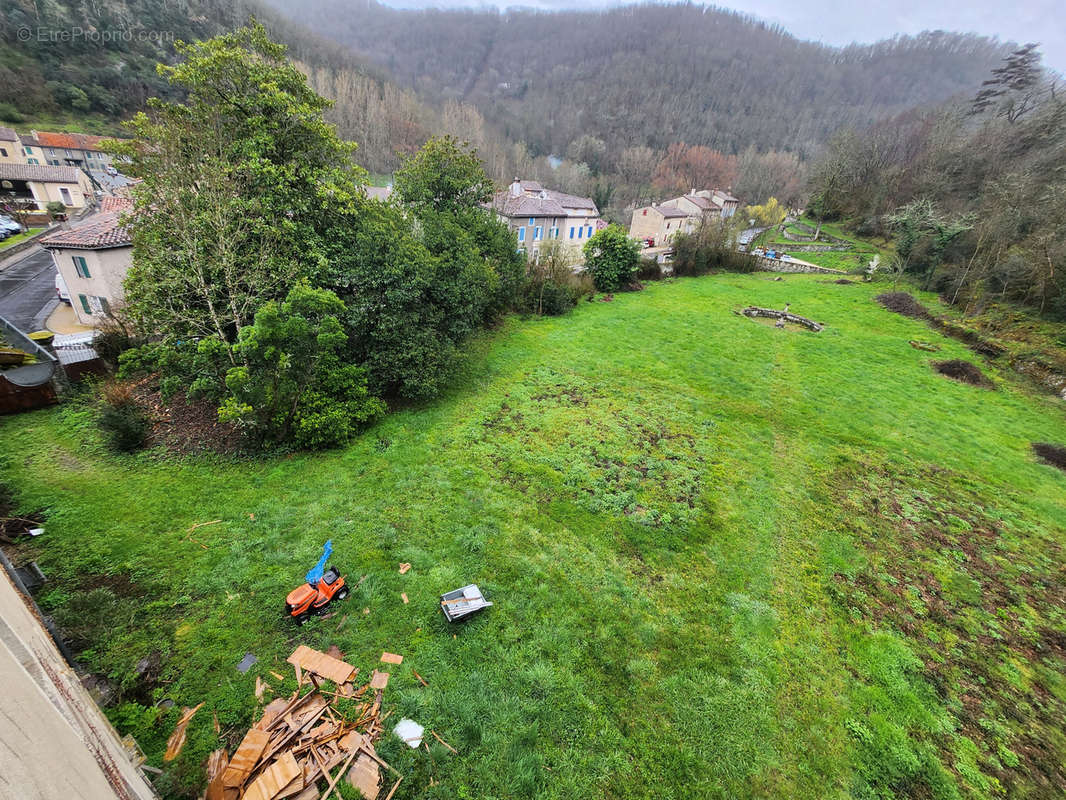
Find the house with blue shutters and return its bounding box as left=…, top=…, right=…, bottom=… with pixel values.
left=489, top=179, right=600, bottom=261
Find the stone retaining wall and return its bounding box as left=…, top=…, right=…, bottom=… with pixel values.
left=755, top=256, right=846, bottom=275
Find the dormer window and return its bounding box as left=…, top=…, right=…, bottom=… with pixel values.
left=528, top=217, right=535, bottom=225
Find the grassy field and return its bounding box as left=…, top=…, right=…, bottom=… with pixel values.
left=756, top=217, right=894, bottom=274
left=0, top=227, right=44, bottom=251
left=2, top=274, right=1065, bottom=799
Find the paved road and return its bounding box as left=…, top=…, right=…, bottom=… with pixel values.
left=0, top=247, right=59, bottom=332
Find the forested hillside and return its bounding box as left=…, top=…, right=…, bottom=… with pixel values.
left=0, top=0, right=529, bottom=175
left=262, top=0, right=1008, bottom=160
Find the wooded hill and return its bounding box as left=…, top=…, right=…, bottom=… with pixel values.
left=261, top=0, right=1010, bottom=160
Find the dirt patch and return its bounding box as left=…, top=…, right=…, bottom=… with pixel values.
left=1032, top=442, right=1066, bottom=472
left=126, top=375, right=243, bottom=455
left=876, top=292, right=933, bottom=320
left=933, top=359, right=995, bottom=388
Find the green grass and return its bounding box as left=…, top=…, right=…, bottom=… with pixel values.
left=0, top=227, right=44, bottom=251
left=2, top=274, right=1065, bottom=799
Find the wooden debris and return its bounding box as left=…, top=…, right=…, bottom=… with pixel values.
left=214, top=711, right=221, bottom=735
left=400, top=593, right=409, bottom=604
left=325, top=645, right=345, bottom=661
left=347, top=752, right=381, bottom=800
left=287, top=645, right=355, bottom=685
left=269, top=670, right=286, bottom=682
left=243, top=750, right=300, bottom=800
left=188, top=519, right=222, bottom=532
left=164, top=702, right=204, bottom=761
left=204, top=647, right=409, bottom=800
left=411, top=670, right=428, bottom=687
left=204, top=749, right=229, bottom=800
left=430, top=730, right=457, bottom=754
left=222, top=728, right=270, bottom=787
left=255, top=675, right=268, bottom=701
left=398, top=563, right=411, bottom=575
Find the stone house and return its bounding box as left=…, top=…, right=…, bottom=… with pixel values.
left=20, top=130, right=118, bottom=172
left=41, top=198, right=133, bottom=325
left=0, top=127, right=21, bottom=165
left=489, top=179, right=600, bottom=261
left=0, top=162, right=95, bottom=210
left=629, top=187, right=742, bottom=246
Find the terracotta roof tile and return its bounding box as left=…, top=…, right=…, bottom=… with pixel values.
left=28, top=130, right=113, bottom=152
left=99, top=196, right=134, bottom=213
left=41, top=211, right=131, bottom=250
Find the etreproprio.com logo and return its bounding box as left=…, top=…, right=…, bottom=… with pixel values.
left=17, top=26, right=175, bottom=44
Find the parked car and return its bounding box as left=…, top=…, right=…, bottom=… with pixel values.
left=55, top=272, right=70, bottom=304
left=0, top=228, right=9, bottom=242
left=0, top=215, right=22, bottom=235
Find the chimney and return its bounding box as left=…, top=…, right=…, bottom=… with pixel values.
left=510, top=178, right=522, bottom=198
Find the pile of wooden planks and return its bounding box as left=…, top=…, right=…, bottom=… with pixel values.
left=204, top=646, right=402, bottom=800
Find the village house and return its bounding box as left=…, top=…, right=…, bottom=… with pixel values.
left=489, top=179, right=600, bottom=260
left=19, top=130, right=119, bottom=172
left=628, top=188, right=741, bottom=246
left=0, top=162, right=95, bottom=211
left=41, top=197, right=133, bottom=325
left=0, top=127, right=22, bottom=165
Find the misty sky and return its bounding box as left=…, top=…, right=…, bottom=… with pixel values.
left=381, top=0, right=1066, bottom=73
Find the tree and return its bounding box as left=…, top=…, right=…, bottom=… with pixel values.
left=652, top=143, right=737, bottom=197
left=218, top=284, right=384, bottom=448
left=113, top=23, right=365, bottom=354
left=567, top=135, right=608, bottom=175
left=744, top=197, right=788, bottom=228
left=524, top=238, right=583, bottom=316
left=583, top=225, right=640, bottom=292
left=394, top=135, right=494, bottom=215
left=971, top=43, right=1046, bottom=123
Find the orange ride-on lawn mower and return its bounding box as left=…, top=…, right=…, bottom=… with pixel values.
left=285, top=539, right=349, bottom=625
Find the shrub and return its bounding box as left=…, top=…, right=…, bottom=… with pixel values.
left=45, top=201, right=67, bottom=217
left=637, top=257, right=663, bottom=281
left=217, top=284, right=385, bottom=449
left=673, top=218, right=756, bottom=276
left=97, top=381, right=150, bottom=453
left=583, top=224, right=640, bottom=292
left=0, top=102, right=25, bottom=123
left=522, top=238, right=590, bottom=315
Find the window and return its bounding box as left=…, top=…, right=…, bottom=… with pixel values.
left=0, top=148, right=6, bottom=157
left=534, top=226, right=542, bottom=241
left=587, top=226, right=593, bottom=238
left=98, top=297, right=110, bottom=315
left=577, top=227, right=583, bottom=239
left=517, top=227, right=525, bottom=242
left=551, top=227, right=559, bottom=238
left=569, top=227, right=575, bottom=239
left=73, top=255, right=90, bottom=278
left=23, top=146, right=33, bottom=155
left=89, top=296, right=109, bottom=315
left=27, top=158, right=39, bottom=165
left=528, top=217, right=535, bottom=226
left=78, top=294, right=91, bottom=315
left=642, top=209, right=647, bottom=216
left=59, top=187, right=72, bottom=205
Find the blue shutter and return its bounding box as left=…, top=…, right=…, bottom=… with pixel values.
left=518, top=227, right=525, bottom=242
left=577, top=227, right=583, bottom=239
left=528, top=217, right=535, bottom=225
left=569, top=227, right=575, bottom=239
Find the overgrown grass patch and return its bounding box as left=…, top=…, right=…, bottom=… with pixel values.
left=2, top=274, right=1065, bottom=799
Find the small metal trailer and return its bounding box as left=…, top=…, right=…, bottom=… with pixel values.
left=439, top=584, right=492, bottom=622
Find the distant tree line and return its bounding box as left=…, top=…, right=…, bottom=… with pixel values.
left=806, top=44, right=1066, bottom=317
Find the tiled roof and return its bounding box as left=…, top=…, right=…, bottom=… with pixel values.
left=0, top=126, right=17, bottom=142
left=714, top=189, right=739, bottom=202
left=492, top=192, right=567, bottom=217
left=519, top=180, right=543, bottom=193
left=683, top=194, right=713, bottom=210
left=0, top=163, right=83, bottom=183
left=40, top=211, right=131, bottom=250
left=99, top=196, right=134, bottom=213
left=491, top=185, right=599, bottom=218
left=649, top=205, right=691, bottom=219
left=27, top=130, right=113, bottom=152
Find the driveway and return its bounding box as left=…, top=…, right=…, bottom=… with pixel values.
left=0, top=246, right=58, bottom=332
